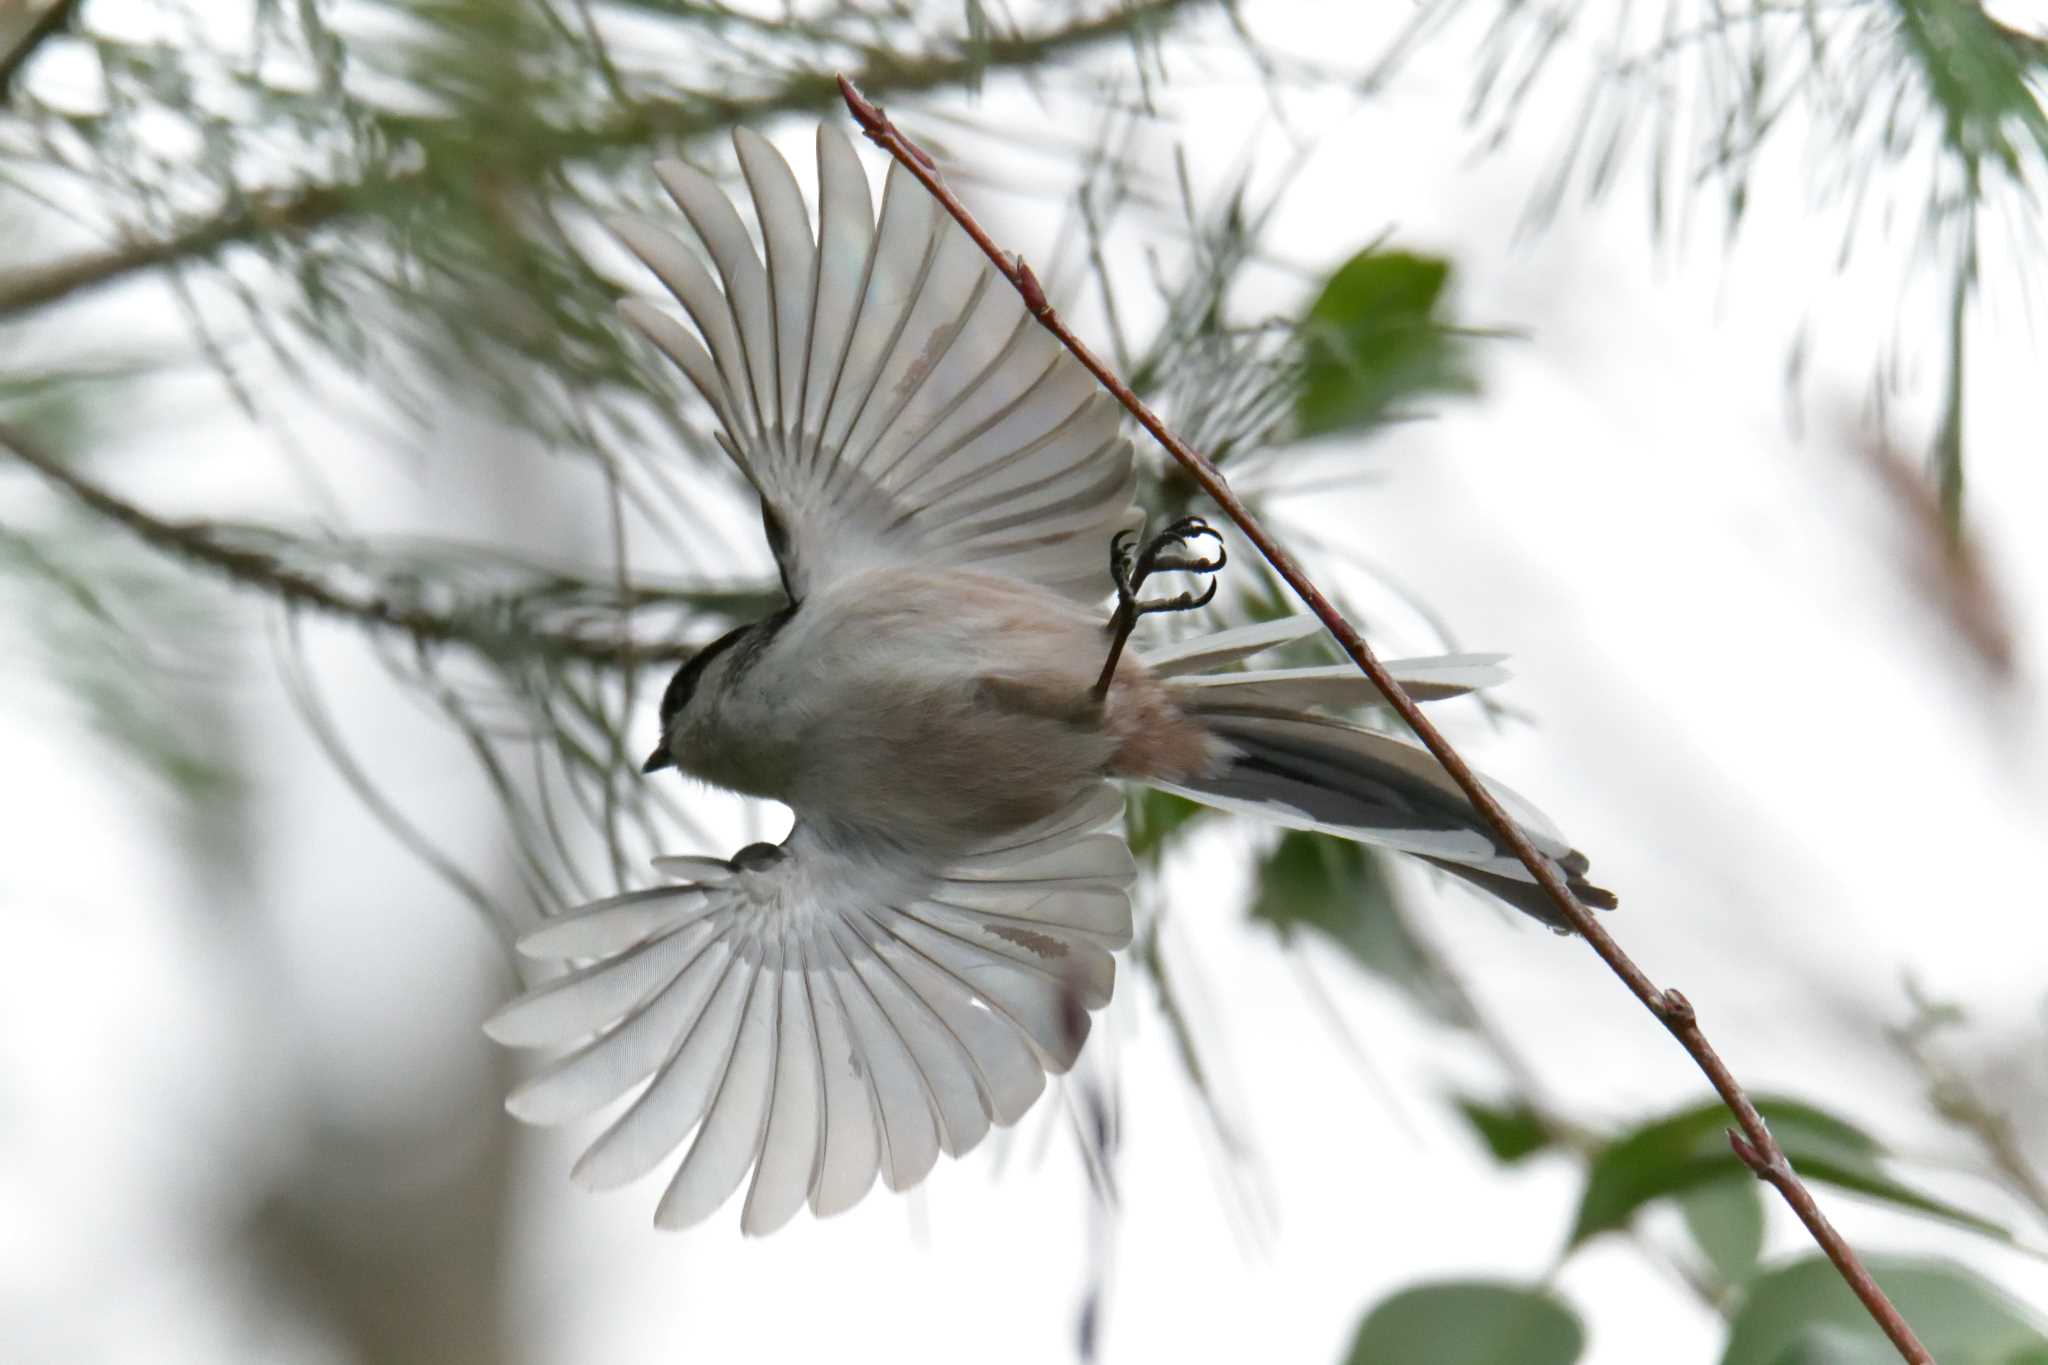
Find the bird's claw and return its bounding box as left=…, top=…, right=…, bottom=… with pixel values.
left=1094, top=516, right=1228, bottom=700
left=1111, top=515, right=1227, bottom=617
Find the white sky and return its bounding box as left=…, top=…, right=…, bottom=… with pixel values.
left=5, top=2, right=2047, bottom=1362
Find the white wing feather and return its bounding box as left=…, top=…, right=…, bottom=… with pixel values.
left=612, top=126, right=1137, bottom=601
left=486, top=785, right=1134, bottom=1234
left=1168, top=655, right=1512, bottom=711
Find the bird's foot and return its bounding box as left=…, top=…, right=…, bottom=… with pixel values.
left=1094, top=516, right=1227, bottom=698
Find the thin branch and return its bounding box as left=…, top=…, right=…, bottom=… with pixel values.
left=0, top=180, right=360, bottom=321
left=0, top=422, right=760, bottom=664
left=838, top=77, right=1934, bottom=1364
left=1894, top=997, right=2048, bottom=1226
left=1930, top=1086, right=2048, bottom=1226
left=0, top=0, right=1209, bottom=322
left=0, top=0, right=81, bottom=100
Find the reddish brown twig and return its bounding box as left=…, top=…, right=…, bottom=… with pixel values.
left=838, top=76, right=1932, bottom=1363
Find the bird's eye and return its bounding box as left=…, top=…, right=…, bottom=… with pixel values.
left=659, top=666, right=692, bottom=725
left=656, top=622, right=756, bottom=728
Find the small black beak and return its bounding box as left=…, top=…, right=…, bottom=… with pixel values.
left=641, top=745, right=675, bottom=774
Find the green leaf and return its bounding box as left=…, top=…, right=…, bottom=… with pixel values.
left=1344, top=1281, right=1584, bottom=1365
left=1768, top=1325, right=1887, bottom=1365
left=1295, top=248, right=1480, bottom=440
left=1454, top=1096, right=1554, bottom=1165
left=1722, top=1255, right=2048, bottom=1365
left=1124, top=788, right=1207, bottom=866
left=1249, top=831, right=1460, bottom=1022
left=1569, top=1096, right=2009, bottom=1249
left=1893, top=0, right=2048, bottom=173
left=1679, top=1175, right=1766, bottom=1288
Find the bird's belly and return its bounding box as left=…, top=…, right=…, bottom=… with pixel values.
left=709, top=571, right=1120, bottom=849
left=796, top=677, right=1113, bottom=846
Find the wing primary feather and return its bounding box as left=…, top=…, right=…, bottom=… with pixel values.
left=898, top=899, right=1114, bottom=1009
left=862, top=275, right=1025, bottom=493
left=814, top=159, right=944, bottom=494
left=571, top=941, right=748, bottom=1190
left=803, top=125, right=877, bottom=473
left=875, top=904, right=1094, bottom=1072
left=829, top=174, right=971, bottom=476
left=796, top=933, right=881, bottom=1216
left=653, top=160, right=777, bottom=449
left=733, top=129, right=817, bottom=446
left=872, top=345, right=1075, bottom=508
left=482, top=917, right=711, bottom=1048
left=841, top=265, right=995, bottom=482
left=514, top=885, right=711, bottom=960
left=852, top=907, right=1043, bottom=1128
left=947, top=832, right=1135, bottom=884
left=926, top=446, right=1133, bottom=547
left=504, top=920, right=730, bottom=1123
left=742, top=943, right=824, bottom=1235
left=656, top=946, right=780, bottom=1230
left=833, top=916, right=990, bottom=1159
left=915, top=347, right=1101, bottom=486
left=614, top=245, right=753, bottom=437
left=909, top=429, right=1122, bottom=532
left=1140, top=616, right=1328, bottom=675
left=818, top=920, right=942, bottom=1191
left=924, top=889, right=1132, bottom=952
left=872, top=307, right=1043, bottom=501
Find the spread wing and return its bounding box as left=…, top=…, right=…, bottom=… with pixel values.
left=485, top=786, right=1134, bottom=1234
left=609, top=125, right=1138, bottom=602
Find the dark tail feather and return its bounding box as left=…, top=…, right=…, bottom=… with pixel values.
left=1417, top=856, right=1618, bottom=932
left=1161, top=711, right=1616, bottom=929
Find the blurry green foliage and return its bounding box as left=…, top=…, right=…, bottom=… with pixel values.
left=1295, top=248, right=1478, bottom=440
left=1343, top=1280, right=1585, bottom=1365
left=1250, top=829, right=1462, bottom=1024
left=1894, top=0, right=2048, bottom=172
left=1570, top=1095, right=2009, bottom=1249
left=1453, top=1095, right=1554, bottom=1165
left=1721, top=1255, right=2048, bottom=1365
left=0, top=520, right=250, bottom=879
left=1680, top=1175, right=1768, bottom=1290
left=1123, top=787, right=1208, bottom=866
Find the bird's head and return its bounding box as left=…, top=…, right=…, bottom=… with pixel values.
left=642, top=623, right=754, bottom=774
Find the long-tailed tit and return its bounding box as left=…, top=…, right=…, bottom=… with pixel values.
left=485, top=125, right=1613, bottom=1235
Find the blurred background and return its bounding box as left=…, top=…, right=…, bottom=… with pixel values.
left=5, top=1, right=2048, bottom=1361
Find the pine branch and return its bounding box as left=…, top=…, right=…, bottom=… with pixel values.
left=0, top=0, right=1210, bottom=322
left=0, top=422, right=768, bottom=664
left=0, top=0, right=81, bottom=100
left=0, top=180, right=359, bottom=320
left=839, top=75, right=1936, bottom=1365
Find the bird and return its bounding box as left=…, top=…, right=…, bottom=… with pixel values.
left=484, top=123, right=1613, bottom=1236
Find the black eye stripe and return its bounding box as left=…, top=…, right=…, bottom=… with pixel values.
left=655, top=605, right=799, bottom=727
left=658, top=623, right=754, bottom=725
